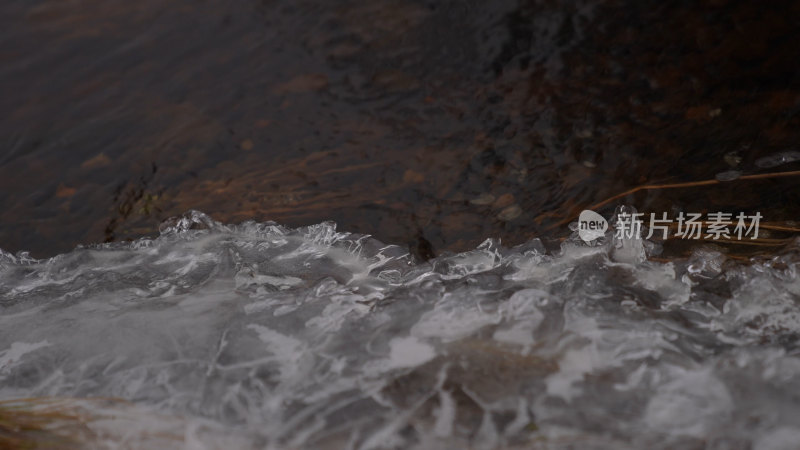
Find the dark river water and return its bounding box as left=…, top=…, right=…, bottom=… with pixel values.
left=1, top=0, right=799, bottom=258
left=2, top=0, right=800, bottom=449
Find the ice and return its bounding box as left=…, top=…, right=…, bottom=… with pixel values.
left=2, top=210, right=800, bottom=448
left=715, top=170, right=742, bottom=181
left=755, top=150, right=800, bottom=168
left=0, top=340, right=50, bottom=379
left=609, top=205, right=647, bottom=264
left=643, top=368, right=733, bottom=438
left=755, top=427, right=800, bottom=450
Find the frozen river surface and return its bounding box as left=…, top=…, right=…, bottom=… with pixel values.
left=2, top=211, right=800, bottom=449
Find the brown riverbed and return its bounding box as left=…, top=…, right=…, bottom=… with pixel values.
left=1, top=0, right=799, bottom=259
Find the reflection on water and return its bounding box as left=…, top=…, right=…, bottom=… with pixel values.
left=2, top=211, right=800, bottom=448
left=1, top=0, right=800, bottom=257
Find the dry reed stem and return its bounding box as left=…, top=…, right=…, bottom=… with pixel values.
left=545, top=170, right=800, bottom=232
left=588, top=170, right=800, bottom=212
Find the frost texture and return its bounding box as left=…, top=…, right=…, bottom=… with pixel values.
left=2, top=211, right=800, bottom=449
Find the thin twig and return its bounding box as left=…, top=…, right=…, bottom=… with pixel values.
left=589, top=170, right=800, bottom=211
left=545, top=170, right=800, bottom=231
